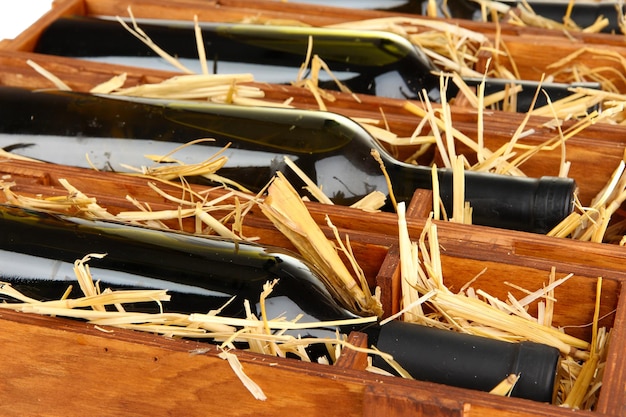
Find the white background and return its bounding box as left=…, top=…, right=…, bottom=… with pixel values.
left=0, top=1, right=53, bottom=41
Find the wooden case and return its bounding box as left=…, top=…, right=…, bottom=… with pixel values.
left=0, top=1, right=625, bottom=416
left=2, top=0, right=626, bottom=206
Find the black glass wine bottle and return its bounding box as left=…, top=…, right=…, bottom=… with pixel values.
left=297, top=0, right=619, bottom=33
left=32, top=15, right=599, bottom=111
left=504, top=0, right=620, bottom=33
left=505, top=1, right=618, bottom=34
left=0, top=204, right=559, bottom=402
left=0, top=86, right=576, bottom=232
left=33, top=15, right=440, bottom=101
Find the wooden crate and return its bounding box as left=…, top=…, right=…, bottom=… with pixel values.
left=0, top=1, right=625, bottom=416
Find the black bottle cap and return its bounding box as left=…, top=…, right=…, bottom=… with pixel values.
left=509, top=340, right=560, bottom=402
left=372, top=320, right=559, bottom=402
left=532, top=176, right=577, bottom=234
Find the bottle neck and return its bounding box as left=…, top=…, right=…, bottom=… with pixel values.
left=369, top=320, right=559, bottom=403
left=386, top=158, right=576, bottom=233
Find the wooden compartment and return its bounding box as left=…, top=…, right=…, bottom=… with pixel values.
left=0, top=1, right=626, bottom=416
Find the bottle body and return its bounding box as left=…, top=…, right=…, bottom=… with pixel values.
left=34, top=15, right=439, bottom=100
left=0, top=86, right=404, bottom=207
left=0, top=204, right=559, bottom=402
left=0, top=204, right=354, bottom=322
left=463, top=77, right=601, bottom=113
left=0, top=86, right=575, bottom=232
left=286, top=0, right=619, bottom=33
left=496, top=1, right=620, bottom=33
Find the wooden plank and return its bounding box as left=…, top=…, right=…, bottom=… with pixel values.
left=0, top=0, right=86, bottom=52
left=333, top=332, right=369, bottom=371
left=363, top=384, right=466, bottom=417
left=594, top=281, right=626, bottom=415
left=0, top=309, right=367, bottom=417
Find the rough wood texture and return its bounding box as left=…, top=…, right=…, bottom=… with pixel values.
left=0, top=309, right=368, bottom=417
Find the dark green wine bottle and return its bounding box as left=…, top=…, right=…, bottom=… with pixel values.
left=0, top=86, right=575, bottom=232
left=34, top=15, right=440, bottom=101
left=0, top=204, right=559, bottom=402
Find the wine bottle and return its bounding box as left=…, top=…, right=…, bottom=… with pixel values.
left=514, top=1, right=620, bottom=33
left=0, top=204, right=559, bottom=402
left=292, top=0, right=620, bottom=33
left=33, top=15, right=440, bottom=101
left=32, top=15, right=598, bottom=111
left=462, top=77, right=601, bottom=113
left=0, top=86, right=576, bottom=232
